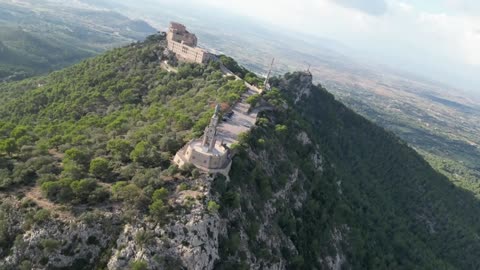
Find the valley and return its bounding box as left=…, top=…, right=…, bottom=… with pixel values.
left=0, top=0, right=156, bottom=81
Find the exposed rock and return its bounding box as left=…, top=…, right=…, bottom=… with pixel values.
left=324, top=227, right=347, bottom=270
left=0, top=207, right=119, bottom=270
left=296, top=131, right=312, bottom=145
left=107, top=176, right=225, bottom=270
left=293, top=72, right=314, bottom=104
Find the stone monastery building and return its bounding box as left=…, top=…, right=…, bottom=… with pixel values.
left=166, top=22, right=212, bottom=64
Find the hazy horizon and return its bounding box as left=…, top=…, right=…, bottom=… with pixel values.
left=78, top=0, right=480, bottom=96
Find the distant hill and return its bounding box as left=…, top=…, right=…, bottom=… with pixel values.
left=0, top=26, right=94, bottom=81
left=0, top=0, right=157, bottom=81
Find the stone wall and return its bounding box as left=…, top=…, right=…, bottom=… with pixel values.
left=167, top=40, right=210, bottom=64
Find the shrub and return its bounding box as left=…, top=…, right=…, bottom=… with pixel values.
left=207, top=201, right=220, bottom=213
left=33, top=209, right=51, bottom=223
left=107, top=139, right=132, bottom=162
left=152, top=187, right=168, bottom=202
left=89, top=157, right=111, bottom=179
left=19, top=260, right=32, bottom=270
left=178, top=183, right=188, bottom=191
left=135, top=230, right=154, bottom=246
left=112, top=181, right=142, bottom=204
left=40, top=238, right=61, bottom=253
left=131, top=260, right=148, bottom=270
left=130, top=141, right=160, bottom=167
left=64, top=148, right=90, bottom=167
left=88, top=187, right=110, bottom=204
left=275, top=124, right=287, bottom=134
left=246, top=94, right=261, bottom=107
left=41, top=178, right=74, bottom=203
left=0, top=138, right=17, bottom=156
left=149, top=200, right=168, bottom=221
left=70, top=178, right=98, bottom=203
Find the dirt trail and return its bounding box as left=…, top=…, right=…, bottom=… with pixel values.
left=25, top=186, right=74, bottom=220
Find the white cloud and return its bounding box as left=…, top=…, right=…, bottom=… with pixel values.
left=331, top=0, right=388, bottom=15
left=416, top=11, right=480, bottom=66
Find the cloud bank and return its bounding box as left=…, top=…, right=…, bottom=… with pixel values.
left=331, top=0, right=388, bottom=15
left=149, top=0, right=480, bottom=91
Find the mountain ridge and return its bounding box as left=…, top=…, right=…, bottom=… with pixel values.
left=0, top=34, right=480, bottom=269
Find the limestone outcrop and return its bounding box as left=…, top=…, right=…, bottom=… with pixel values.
left=107, top=176, right=226, bottom=270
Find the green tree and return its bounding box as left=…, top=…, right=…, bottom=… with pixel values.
left=70, top=179, right=98, bottom=202
left=107, top=139, right=133, bottom=162
left=246, top=94, right=261, bottom=107
left=33, top=209, right=51, bottom=223
left=40, top=238, right=61, bottom=253
left=130, top=141, right=159, bottom=167
left=158, top=136, right=178, bottom=153
left=89, top=157, right=111, bottom=180
left=149, top=200, right=168, bottom=220
left=0, top=138, right=17, bottom=156
left=112, top=181, right=142, bottom=204
left=41, top=178, right=74, bottom=203
left=10, top=125, right=28, bottom=139
left=64, top=148, right=90, bottom=167
left=207, top=200, right=220, bottom=213
left=152, top=187, right=168, bottom=202
left=62, top=161, right=85, bottom=180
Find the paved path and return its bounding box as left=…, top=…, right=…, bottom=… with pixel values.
left=216, top=76, right=262, bottom=146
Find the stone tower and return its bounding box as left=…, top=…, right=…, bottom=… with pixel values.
left=202, top=104, right=220, bottom=152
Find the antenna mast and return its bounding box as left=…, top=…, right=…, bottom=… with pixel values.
left=264, top=58, right=275, bottom=91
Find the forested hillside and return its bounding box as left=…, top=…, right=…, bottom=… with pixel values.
left=0, top=27, right=93, bottom=81
left=214, top=72, right=480, bottom=269
left=1, top=32, right=480, bottom=269
left=0, top=34, right=247, bottom=192
left=0, top=33, right=253, bottom=269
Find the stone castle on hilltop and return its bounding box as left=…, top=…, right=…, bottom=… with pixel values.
left=166, top=22, right=212, bottom=64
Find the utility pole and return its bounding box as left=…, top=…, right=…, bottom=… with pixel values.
left=264, top=58, right=275, bottom=91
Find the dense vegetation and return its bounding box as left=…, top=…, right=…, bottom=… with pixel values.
left=2, top=29, right=480, bottom=269
left=0, top=34, right=246, bottom=213
left=0, top=27, right=94, bottom=81
left=219, top=55, right=263, bottom=86
left=214, top=72, right=480, bottom=269
left=330, top=79, right=480, bottom=201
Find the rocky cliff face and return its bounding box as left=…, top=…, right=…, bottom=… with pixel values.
left=107, top=176, right=225, bottom=270
left=0, top=195, right=120, bottom=269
